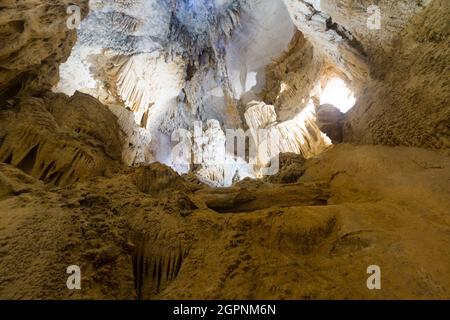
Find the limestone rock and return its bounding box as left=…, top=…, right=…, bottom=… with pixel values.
left=264, top=152, right=306, bottom=184
left=262, top=32, right=324, bottom=121
left=0, top=0, right=89, bottom=99
left=0, top=92, right=122, bottom=186
left=283, top=0, right=369, bottom=83
left=1, top=0, right=449, bottom=302
left=133, top=163, right=187, bottom=195
left=245, top=100, right=332, bottom=167
left=1, top=144, right=449, bottom=299
left=343, top=0, right=450, bottom=149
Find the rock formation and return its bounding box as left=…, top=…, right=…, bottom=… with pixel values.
left=0, top=92, right=122, bottom=187
left=0, top=0, right=449, bottom=300
left=0, top=0, right=89, bottom=99
left=316, top=104, right=344, bottom=143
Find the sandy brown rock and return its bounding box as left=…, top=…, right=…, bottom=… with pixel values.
left=279, top=0, right=449, bottom=150
left=1, top=144, right=449, bottom=299
left=133, top=163, right=188, bottom=195
left=344, top=0, right=450, bottom=149
left=264, top=152, right=306, bottom=184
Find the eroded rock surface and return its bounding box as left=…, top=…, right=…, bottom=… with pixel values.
left=0, top=92, right=122, bottom=187
left=1, top=144, right=449, bottom=299
left=316, top=104, right=344, bottom=143
left=343, top=0, right=450, bottom=148
left=0, top=0, right=449, bottom=301
left=0, top=0, right=89, bottom=99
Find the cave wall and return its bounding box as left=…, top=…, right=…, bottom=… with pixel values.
left=282, top=0, right=449, bottom=149
left=52, top=0, right=300, bottom=182
left=0, top=1, right=126, bottom=186
left=1, top=0, right=448, bottom=191
left=343, top=0, right=450, bottom=148
left=261, top=31, right=324, bottom=121
left=283, top=0, right=369, bottom=85
left=0, top=0, right=449, bottom=301
left=319, top=0, right=434, bottom=78
left=0, top=0, right=89, bottom=100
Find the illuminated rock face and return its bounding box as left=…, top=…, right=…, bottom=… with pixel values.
left=4, top=0, right=446, bottom=190
left=342, top=0, right=450, bottom=148
left=280, top=0, right=450, bottom=149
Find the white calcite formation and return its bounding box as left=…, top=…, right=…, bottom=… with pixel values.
left=55, top=0, right=297, bottom=185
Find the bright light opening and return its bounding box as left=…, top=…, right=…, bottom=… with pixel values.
left=319, top=78, right=356, bottom=113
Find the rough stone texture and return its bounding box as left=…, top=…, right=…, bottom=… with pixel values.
left=264, top=152, right=306, bottom=184
left=319, top=0, right=434, bottom=79
left=316, top=104, right=344, bottom=143
left=133, top=163, right=188, bottom=196
left=343, top=0, right=450, bottom=148
left=0, top=92, right=122, bottom=186
left=0, top=0, right=89, bottom=99
left=282, top=0, right=449, bottom=149
left=53, top=0, right=294, bottom=179
left=108, top=104, right=154, bottom=166
left=0, top=0, right=449, bottom=301
left=245, top=100, right=332, bottom=163
left=1, top=144, right=449, bottom=299
left=283, top=0, right=369, bottom=84
left=262, top=31, right=324, bottom=121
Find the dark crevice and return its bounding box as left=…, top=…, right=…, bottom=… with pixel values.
left=326, top=19, right=367, bottom=58
left=3, top=152, right=13, bottom=165
left=17, top=144, right=39, bottom=174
